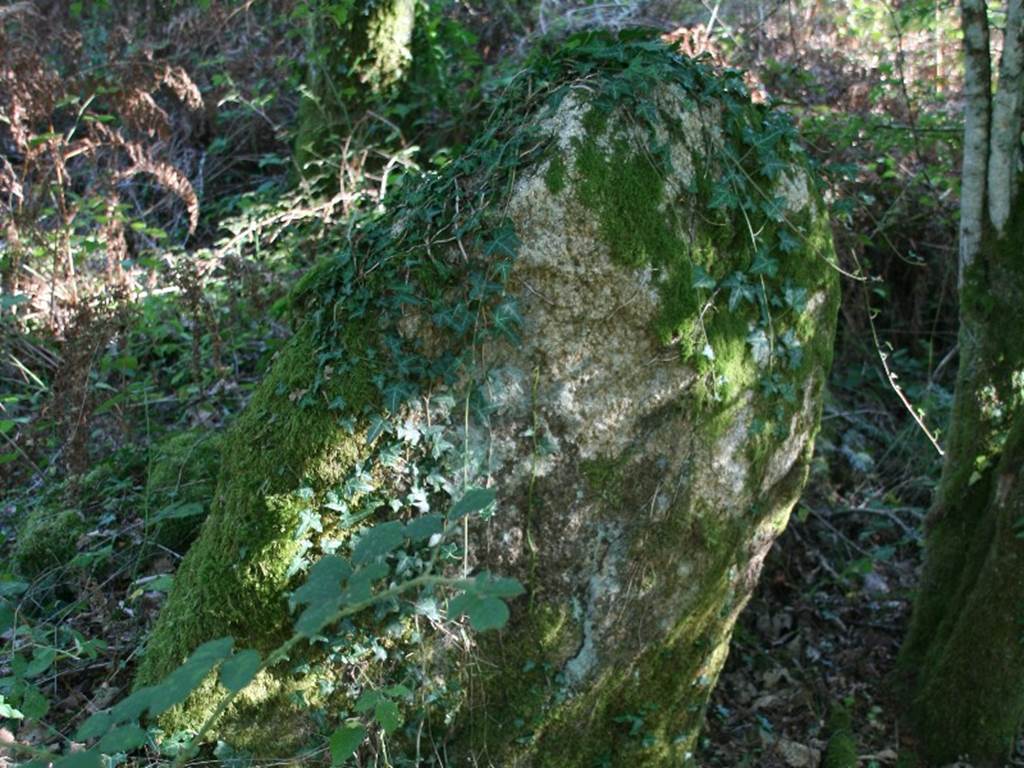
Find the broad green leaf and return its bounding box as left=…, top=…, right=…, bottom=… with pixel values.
left=292, top=555, right=351, bottom=608
left=375, top=698, right=402, bottom=734
left=352, top=521, right=405, bottom=564
left=98, top=724, right=148, bottom=753
left=329, top=723, right=365, bottom=765
left=148, top=637, right=233, bottom=716
left=19, top=685, right=49, bottom=720
left=108, top=686, right=159, bottom=725
left=25, top=647, right=56, bottom=678
left=0, top=580, right=28, bottom=598
left=295, top=598, right=341, bottom=637
left=471, top=573, right=525, bottom=598
left=75, top=710, right=114, bottom=741
left=219, top=650, right=262, bottom=693
left=354, top=690, right=382, bottom=714
left=448, top=593, right=510, bottom=632
left=467, top=596, right=510, bottom=631
left=405, top=514, right=443, bottom=543
left=343, top=562, right=389, bottom=604
left=450, top=488, right=495, bottom=519
left=0, top=694, right=23, bottom=719
left=54, top=749, right=102, bottom=768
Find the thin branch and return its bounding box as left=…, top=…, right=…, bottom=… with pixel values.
left=987, top=0, right=1024, bottom=231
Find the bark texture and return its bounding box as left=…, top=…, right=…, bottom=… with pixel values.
left=138, top=42, right=839, bottom=763
left=897, top=3, right=1024, bottom=763
left=898, top=210, right=1024, bottom=766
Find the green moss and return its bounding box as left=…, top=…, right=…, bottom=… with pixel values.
left=145, top=430, right=222, bottom=552
left=12, top=507, right=86, bottom=578
left=460, top=602, right=581, bottom=751
left=822, top=705, right=858, bottom=768
left=574, top=135, right=696, bottom=335
left=544, top=154, right=567, bottom=196
left=896, top=209, right=1024, bottom=765
left=138, top=34, right=840, bottom=762
left=566, top=101, right=839, bottom=470
left=135, top=323, right=379, bottom=738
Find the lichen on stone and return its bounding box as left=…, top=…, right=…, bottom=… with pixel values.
left=136, top=31, right=839, bottom=764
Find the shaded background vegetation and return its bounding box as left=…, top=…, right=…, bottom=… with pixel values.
left=0, top=0, right=977, bottom=764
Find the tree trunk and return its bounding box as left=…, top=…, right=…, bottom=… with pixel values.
left=897, top=210, right=1024, bottom=766
left=138, top=38, right=839, bottom=763
left=896, top=3, right=1024, bottom=763
left=294, top=0, right=416, bottom=173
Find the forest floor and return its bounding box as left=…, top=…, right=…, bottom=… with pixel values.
left=701, top=501, right=918, bottom=767
left=702, top=487, right=1024, bottom=768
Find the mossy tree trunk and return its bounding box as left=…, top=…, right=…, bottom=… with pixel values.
left=138, top=37, right=839, bottom=764
left=896, top=2, right=1024, bottom=764
left=294, top=0, right=416, bottom=173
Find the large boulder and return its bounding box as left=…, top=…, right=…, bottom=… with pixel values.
left=136, top=33, right=839, bottom=764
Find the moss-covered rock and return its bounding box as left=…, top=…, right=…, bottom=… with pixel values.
left=145, top=430, right=222, bottom=552
left=137, top=33, right=839, bottom=763
left=12, top=506, right=86, bottom=578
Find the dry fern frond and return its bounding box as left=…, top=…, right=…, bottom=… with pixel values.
left=162, top=65, right=204, bottom=114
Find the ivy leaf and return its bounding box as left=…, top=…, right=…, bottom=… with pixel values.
left=709, top=180, right=737, bottom=210
left=690, top=265, right=716, bottom=290
left=783, top=283, right=808, bottom=313
left=352, top=521, right=406, bottom=564
left=777, top=228, right=801, bottom=254
left=750, top=250, right=778, bottom=277
left=219, top=650, right=262, bottom=693
left=746, top=328, right=771, bottom=366
left=761, top=195, right=787, bottom=222
left=450, top=488, right=496, bottom=519
left=330, top=723, right=365, bottom=765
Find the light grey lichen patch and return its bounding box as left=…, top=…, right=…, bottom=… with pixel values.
left=500, top=158, right=696, bottom=461
left=563, top=521, right=626, bottom=687
left=413, top=78, right=835, bottom=766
